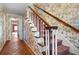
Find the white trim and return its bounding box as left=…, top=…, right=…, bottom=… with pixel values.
left=0, top=40, right=7, bottom=52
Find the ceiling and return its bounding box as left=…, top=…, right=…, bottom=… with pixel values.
left=0, top=3, right=32, bottom=16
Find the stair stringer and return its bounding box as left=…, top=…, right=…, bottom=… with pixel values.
left=24, top=18, right=44, bottom=55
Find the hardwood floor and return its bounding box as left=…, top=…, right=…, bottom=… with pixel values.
left=0, top=32, right=34, bottom=55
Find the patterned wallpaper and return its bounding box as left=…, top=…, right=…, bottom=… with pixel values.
left=34, top=3, right=79, bottom=54
left=36, top=3, right=79, bottom=29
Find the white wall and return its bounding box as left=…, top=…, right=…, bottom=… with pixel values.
left=0, top=16, right=3, bottom=48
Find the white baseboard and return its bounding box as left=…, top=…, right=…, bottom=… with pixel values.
left=0, top=40, right=7, bottom=52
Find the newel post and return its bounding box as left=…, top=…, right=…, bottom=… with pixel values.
left=51, top=26, right=58, bottom=55
left=45, top=26, right=58, bottom=55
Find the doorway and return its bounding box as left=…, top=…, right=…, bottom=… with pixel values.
left=11, top=20, right=18, bottom=41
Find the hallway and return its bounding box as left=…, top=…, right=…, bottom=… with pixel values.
left=0, top=32, right=34, bottom=55
left=0, top=3, right=79, bottom=55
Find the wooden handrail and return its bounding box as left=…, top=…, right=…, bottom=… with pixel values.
left=28, top=6, right=52, bottom=28
left=34, top=4, right=79, bottom=33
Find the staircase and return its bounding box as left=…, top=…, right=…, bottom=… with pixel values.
left=26, top=18, right=73, bottom=55
left=25, top=6, right=77, bottom=55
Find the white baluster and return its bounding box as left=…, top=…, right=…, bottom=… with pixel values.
left=47, top=30, right=50, bottom=55
left=55, top=30, right=58, bottom=55
left=52, top=30, right=55, bottom=55
left=45, top=29, right=48, bottom=55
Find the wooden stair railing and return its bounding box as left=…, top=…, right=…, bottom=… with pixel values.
left=29, top=6, right=51, bottom=27
left=28, top=6, right=59, bottom=55
left=33, top=4, right=79, bottom=33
